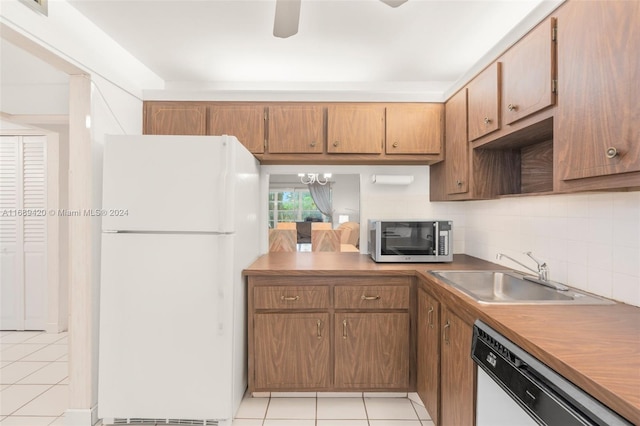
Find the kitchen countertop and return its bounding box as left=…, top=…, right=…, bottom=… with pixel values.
left=244, top=252, right=640, bottom=424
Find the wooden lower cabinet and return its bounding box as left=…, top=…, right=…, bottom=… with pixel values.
left=417, top=287, right=475, bottom=426
left=248, top=276, right=412, bottom=392
left=417, top=289, right=440, bottom=424
left=440, top=307, right=475, bottom=426
left=253, top=313, right=330, bottom=389
left=335, top=312, right=409, bottom=389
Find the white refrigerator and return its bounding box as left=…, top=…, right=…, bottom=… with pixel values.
left=98, top=135, right=260, bottom=426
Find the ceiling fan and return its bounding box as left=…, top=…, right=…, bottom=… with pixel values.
left=273, top=0, right=408, bottom=38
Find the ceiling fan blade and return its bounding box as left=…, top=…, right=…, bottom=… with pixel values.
left=273, top=0, right=301, bottom=38
left=380, top=0, right=408, bottom=7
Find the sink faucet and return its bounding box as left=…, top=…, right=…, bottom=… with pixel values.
left=496, top=252, right=568, bottom=291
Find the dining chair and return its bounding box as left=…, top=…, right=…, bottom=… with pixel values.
left=312, top=229, right=342, bottom=252
left=311, top=222, right=332, bottom=230
left=276, top=222, right=297, bottom=229
left=269, top=229, right=297, bottom=252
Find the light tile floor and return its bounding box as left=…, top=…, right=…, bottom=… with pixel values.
left=1, top=331, right=434, bottom=426
left=0, top=330, right=68, bottom=426
left=233, top=392, right=435, bottom=426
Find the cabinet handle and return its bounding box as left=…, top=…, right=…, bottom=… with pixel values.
left=310, top=141, right=316, bottom=147
left=333, top=141, right=340, bottom=147
left=317, top=319, right=322, bottom=339
left=443, top=320, right=450, bottom=345
left=342, top=319, right=348, bottom=339
left=606, top=147, right=618, bottom=159
left=427, top=306, right=434, bottom=328
left=280, top=295, right=300, bottom=302
left=392, top=141, right=399, bottom=148
left=361, top=295, right=380, bottom=301
left=483, top=117, right=491, bottom=124
left=507, top=104, right=518, bottom=112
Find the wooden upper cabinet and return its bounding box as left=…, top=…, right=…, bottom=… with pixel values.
left=209, top=105, right=265, bottom=154
left=445, top=89, right=469, bottom=195
left=467, top=62, right=501, bottom=141
left=385, top=104, right=443, bottom=154
left=144, top=103, right=207, bottom=135
left=502, top=17, right=556, bottom=125
left=268, top=105, right=324, bottom=154
left=555, top=1, right=640, bottom=181
left=327, top=105, right=384, bottom=154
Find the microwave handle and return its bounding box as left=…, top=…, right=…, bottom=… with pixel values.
left=434, top=221, right=439, bottom=256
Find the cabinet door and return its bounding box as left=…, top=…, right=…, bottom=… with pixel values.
left=268, top=105, right=324, bottom=153
left=556, top=1, right=640, bottom=180
left=144, top=103, right=207, bottom=135
left=335, top=313, right=409, bottom=389
left=327, top=105, right=384, bottom=154
left=253, top=313, right=330, bottom=389
left=210, top=105, right=265, bottom=154
left=417, top=290, right=440, bottom=425
left=502, top=18, right=556, bottom=125
left=468, top=62, right=501, bottom=141
left=386, top=104, right=443, bottom=154
left=445, top=89, right=469, bottom=195
left=440, top=308, right=475, bottom=426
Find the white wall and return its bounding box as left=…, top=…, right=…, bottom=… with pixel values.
left=331, top=174, right=360, bottom=227
left=447, top=192, right=640, bottom=307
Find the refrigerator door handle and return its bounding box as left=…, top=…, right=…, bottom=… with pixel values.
left=217, top=235, right=231, bottom=335
left=217, top=136, right=232, bottom=232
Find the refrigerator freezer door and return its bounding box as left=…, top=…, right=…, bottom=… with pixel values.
left=98, top=232, right=236, bottom=420
left=102, top=135, right=238, bottom=233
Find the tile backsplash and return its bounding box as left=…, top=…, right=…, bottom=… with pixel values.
left=438, top=192, right=640, bottom=307
left=366, top=184, right=640, bottom=307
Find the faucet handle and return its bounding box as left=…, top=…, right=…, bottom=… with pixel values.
left=524, top=252, right=549, bottom=280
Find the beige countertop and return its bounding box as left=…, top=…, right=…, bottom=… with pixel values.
left=244, top=252, right=640, bottom=424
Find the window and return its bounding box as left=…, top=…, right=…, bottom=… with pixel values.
left=268, top=189, right=329, bottom=228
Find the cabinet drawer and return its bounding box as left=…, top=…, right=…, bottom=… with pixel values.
left=335, top=285, right=410, bottom=310
left=254, top=286, right=329, bottom=310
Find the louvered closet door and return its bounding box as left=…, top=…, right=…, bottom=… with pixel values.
left=0, top=135, right=47, bottom=330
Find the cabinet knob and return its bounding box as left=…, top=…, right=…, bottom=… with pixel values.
left=310, top=141, right=316, bottom=147
left=483, top=117, right=491, bottom=125
left=333, top=141, right=340, bottom=147
left=606, top=147, right=618, bottom=159
left=507, top=104, right=518, bottom=112
left=456, top=180, right=463, bottom=186
left=392, top=141, right=399, bottom=148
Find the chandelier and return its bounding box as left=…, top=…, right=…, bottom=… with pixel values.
left=298, top=173, right=332, bottom=185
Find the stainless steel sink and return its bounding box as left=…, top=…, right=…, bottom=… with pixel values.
left=429, top=270, right=615, bottom=305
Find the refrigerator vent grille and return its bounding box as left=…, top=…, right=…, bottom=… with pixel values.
left=113, top=419, right=219, bottom=425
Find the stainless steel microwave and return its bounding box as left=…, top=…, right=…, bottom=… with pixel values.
left=368, top=220, right=453, bottom=263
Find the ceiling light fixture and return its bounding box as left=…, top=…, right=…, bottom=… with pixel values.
left=299, top=173, right=332, bottom=185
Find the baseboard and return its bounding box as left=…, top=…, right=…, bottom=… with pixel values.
left=45, top=322, right=66, bottom=333
left=65, top=405, right=99, bottom=426
left=408, top=392, right=424, bottom=407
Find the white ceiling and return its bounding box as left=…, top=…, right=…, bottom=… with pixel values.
left=1, top=0, right=559, bottom=116
left=66, top=0, right=548, bottom=96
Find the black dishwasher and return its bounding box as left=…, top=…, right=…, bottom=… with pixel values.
left=471, top=320, right=633, bottom=426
